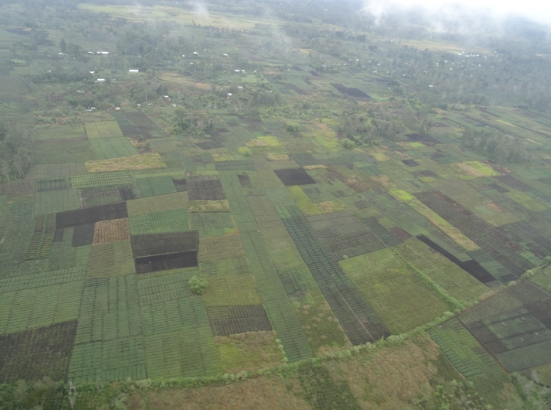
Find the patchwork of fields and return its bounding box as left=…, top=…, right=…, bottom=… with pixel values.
left=1, top=105, right=551, bottom=389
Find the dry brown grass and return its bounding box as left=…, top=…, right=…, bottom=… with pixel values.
left=137, top=376, right=312, bottom=410
left=93, top=218, right=130, bottom=244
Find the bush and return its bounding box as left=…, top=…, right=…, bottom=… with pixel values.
left=189, top=276, right=208, bottom=295
left=238, top=147, right=252, bottom=157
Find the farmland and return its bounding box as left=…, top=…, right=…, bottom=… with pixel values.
left=1, top=0, right=551, bottom=408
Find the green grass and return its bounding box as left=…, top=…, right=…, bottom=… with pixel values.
left=34, top=123, right=85, bottom=140
left=190, top=212, right=236, bottom=237
left=395, top=239, right=488, bottom=305
left=89, top=137, right=139, bottom=159
left=202, top=275, right=261, bottom=306
left=135, top=175, right=176, bottom=197
left=33, top=140, right=97, bottom=164
left=33, top=189, right=81, bottom=216
left=86, top=240, right=135, bottom=279
left=127, top=191, right=188, bottom=216
left=85, top=121, right=124, bottom=138
left=129, top=208, right=189, bottom=235
left=339, top=248, right=453, bottom=334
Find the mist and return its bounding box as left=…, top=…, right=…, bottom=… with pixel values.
left=363, top=0, right=551, bottom=30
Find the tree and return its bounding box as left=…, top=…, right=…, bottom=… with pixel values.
left=59, top=38, right=66, bottom=53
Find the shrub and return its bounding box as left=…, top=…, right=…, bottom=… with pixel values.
left=189, top=276, right=208, bottom=295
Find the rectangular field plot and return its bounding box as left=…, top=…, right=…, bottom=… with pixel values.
left=307, top=211, right=388, bottom=261
left=86, top=153, right=166, bottom=173
left=458, top=281, right=551, bottom=372
left=33, top=188, right=81, bottom=216
left=69, top=337, right=146, bottom=383
left=35, top=176, right=70, bottom=192
left=72, top=223, right=95, bottom=247
left=129, top=209, right=189, bottom=235
left=71, top=171, right=134, bottom=189
left=80, top=185, right=137, bottom=209
left=127, top=191, right=188, bottom=216
left=207, top=305, right=272, bottom=336
left=199, top=257, right=251, bottom=277
left=190, top=212, right=236, bottom=237
left=131, top=231, right=199, bottom=258
left=144, top=328, right=220, bottom=378
left=202, top=276, right=262, bottom=307
left=0, top=270, right=85, bottom=334
left=90, top=137, right=139, bottom=160
left=274, top=167, right=316, bottom=186
left=86, top=240, right=135, bottom=278
left=136, top=175, right=176, bottom=197
left=26, top=213, right=55, bottom=259
left=135, top=251, right=198, bottom=273
left=85, top=121, right=124, bottom=139
left=187, top=175, right=226, bottom=200
left=339, top=247, right=453, bottom=334
left=122, top=111, right=169, bottom=139
left=0, top=321, right=77, bottom=383
left=56, top=202, right=128, bottom=229
left=198, top=234, right=246, bottom=262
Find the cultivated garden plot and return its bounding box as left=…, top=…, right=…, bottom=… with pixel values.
left=3, top=5, right=551, bottom=407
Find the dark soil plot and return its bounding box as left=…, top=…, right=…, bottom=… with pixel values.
left=331, top=83, right=370, bottom=98
left=122, top=111, right=167, bottom=139
left=131, top=231, right=199, bottom=258
left=72, top=223, right=95, bottom=247
left=415, top=191, right=531, bottom=278
left=274, top=168, right=316, bottom=186
left=79, top=185, right=136, bottom=208
left=110, top=112, right=141, bottom=138
left=36, top=177, right=70, bottom=192
left=135, top=251, right=198, bottom=273
left=237, top=174, right=251, bottom=188
left=0, top=180, right=34, bottom=197
left=307, top=212, right=388, bottom=260
left=56, top=202, right=128, bottom=229
left=487, top=183, right=509, bottom=193
left=413, top=170, right=438, bottom=179
left=207, top=305, right=272, bottom=336
left=238, top=117, right=264, bottom=132
left=187, top=176, right=226, bottom=201
left=286, top=83, right=306, bottom=95
left=196, top=140, right=224, bottom=150
left=416, top=235, right=496, bottom=284
left=54, top=228, right=64, bottom=242
left=402, top=159, right=419, bottom=167
left=0, top=320, right=78, bottom=382
left=497, top=175, right=533, bottom=192
left=406, top=133, right=440, bottom=146
left=309, top=71, right=320, bottom=76
left=172, top=178, right=187, bottom=192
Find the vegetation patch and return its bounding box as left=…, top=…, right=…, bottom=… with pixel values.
left=86, top=239, right=135, bottom=278
left=0, top=321, right=77, bottom=383
left=93, top=218, right=130, bottom=244
left=215, top=330, right=284, bottom=373
left=85, top=153, right=166, bottom=173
